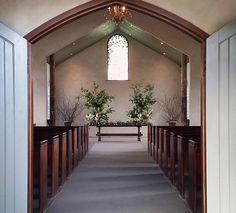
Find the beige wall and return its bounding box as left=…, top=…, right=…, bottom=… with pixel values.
left=32, top=9, right=201, bottom=126
left=55, top=36, right=181, bottom=126
left=32, top=49, right=47, bottom=125
left=1, top=0, right=236, bottom=36
left=130, top=11, right=202, bottom=125
left=32, top=10, right=107, bottom=125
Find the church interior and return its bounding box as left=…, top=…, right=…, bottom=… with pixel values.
left=30, top=5, right=203, bottom=213
left=1, top=1, right=236, bottom=213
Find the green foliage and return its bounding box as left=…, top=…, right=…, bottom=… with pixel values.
left=81, top=82, right=114, bottom=125
left=127, top=83, right=156, bottom=125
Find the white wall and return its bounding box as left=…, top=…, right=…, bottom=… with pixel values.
left=55, top=36, right=181, bottom=126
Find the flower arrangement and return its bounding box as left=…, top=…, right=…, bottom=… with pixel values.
left=127, top=83, right=156, bottom=125
left=56, top=97, right=84, bottom=126
left=81, top=82, right=115, bottom=126
left=157, top=94, right=182, bottom=125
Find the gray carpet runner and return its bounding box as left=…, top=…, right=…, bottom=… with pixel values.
left=45, top=140, right=189, bottom=213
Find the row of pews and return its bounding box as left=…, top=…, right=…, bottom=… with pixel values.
left=147, top=125, right=201, bottom=213
left=33, top=125, right=89, bottom=213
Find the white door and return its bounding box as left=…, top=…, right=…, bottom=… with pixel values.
left=0, top=23, right=28, bottom=213
left=206, top=20, right=236, bottom=213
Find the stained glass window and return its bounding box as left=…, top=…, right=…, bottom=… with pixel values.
left=108, top=34, right=128, bottom=80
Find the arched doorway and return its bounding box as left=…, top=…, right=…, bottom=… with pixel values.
left=25, top=1, right=208, bottom=213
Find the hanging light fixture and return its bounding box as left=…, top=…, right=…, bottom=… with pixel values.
left=104, top=5, right=132, bottom=23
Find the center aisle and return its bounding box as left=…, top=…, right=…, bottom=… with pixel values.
left=46, top=140, right=189, bottom=213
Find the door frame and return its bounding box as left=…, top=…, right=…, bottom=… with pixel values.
left=24, top=0, right=209, bottom=212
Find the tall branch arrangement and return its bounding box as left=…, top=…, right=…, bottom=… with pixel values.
left=56, top=97, right=84, bottom=124
left=127, top=83, right=156, bottom=125
left=81, top=82, right=114, bottom=126
left=157, top=94, right=182, bottom=123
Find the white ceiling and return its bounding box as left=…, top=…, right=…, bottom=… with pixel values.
left=0, top=0, right=236, bottom=37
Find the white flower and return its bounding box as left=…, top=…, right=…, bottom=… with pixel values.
left=85, top=113, right=93, bottom=121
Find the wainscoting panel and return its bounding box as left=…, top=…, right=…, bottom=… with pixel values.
left=206, top=20, right=236, bottom=213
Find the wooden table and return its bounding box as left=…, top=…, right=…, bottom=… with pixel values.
left=95, top=125, right=143, bottom=141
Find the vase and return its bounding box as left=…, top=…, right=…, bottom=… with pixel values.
left=168, top=121, right=177, bottom=126
left=64, top=121, right=72, bottom=126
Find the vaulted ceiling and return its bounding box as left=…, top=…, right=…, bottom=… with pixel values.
left=0, top=0, right=236, bottom=36
left=54, top=20, right=183, bottom=65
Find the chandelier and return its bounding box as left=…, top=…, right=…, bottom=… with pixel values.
left=104, top=5, right=132, bottom=23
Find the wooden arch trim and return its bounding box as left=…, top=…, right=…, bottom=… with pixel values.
left=24, top=0, right=209, bottom=43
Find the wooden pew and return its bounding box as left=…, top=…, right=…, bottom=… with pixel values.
left=35, top=127, right=76, bottom=175
left=66, top=129, right=73, bottom=174
left=50, top=127, right=75, bottom=174
left=85, top=124, right=89, bottom=153
left=163, top=129, right=170, bottom=176
left=33, top=139, right=48, bottom=213
left=177, top=135, right=187, bottom=196
left=152, top=126, right=156, bottom=159
left=151, top=126, right=187, bottom=168
left=60, top=133, right=67, bottom=185
left=81, top=125, right=89, bottom=157
left=35, top=125, right=89, bottom=167
left=177, top=134, right=200, bottom=197
left=73, top=128, right=79, bottom=167
left=154, top=126, right=159, bottom=162
left=82, top=126, right=87, bottom=156
left=170, top=132, right=178, bottom=183
left=160, top=127, right=200, bottom=178
left=169, top=128, right=200, bottom=183
left=77, top=126, right=82, bottom=161
left=34, top=130, right=60, bottom=197
left=188, top=139, right=201, bottom=213
left=158, top=128, right=164, bottom=169
left=148, top=125, right=201, bottom=212
left=148, top=124, right=153, bottom=156
left=149, top=126, right=159, bottom=162
left=147, top=123, right=151, bottom=153
left=50, top=136, right=59, bottom=196
left=35, top=127, right=68, bottom=184
left=76, top=125, right=88, bottom=161
left=150, top=126, right=153, bottom=157
left=80, top=126, right=85, bottom=158
left=33, top=125, right=89, bottom=212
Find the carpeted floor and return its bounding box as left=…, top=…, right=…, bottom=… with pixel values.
left=45, top=140, right=189, bottom=213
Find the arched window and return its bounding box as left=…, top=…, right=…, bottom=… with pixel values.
left=107, top=34, right=128, bottom=80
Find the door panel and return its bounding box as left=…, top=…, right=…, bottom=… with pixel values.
left=0, top=23, right=28, bottom=213
left=206, top=20, right=236, bottom=213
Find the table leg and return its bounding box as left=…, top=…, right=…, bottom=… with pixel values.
left=98, top=126, right=101, bottom=141
left=138, top=126, right=141, bottom=141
